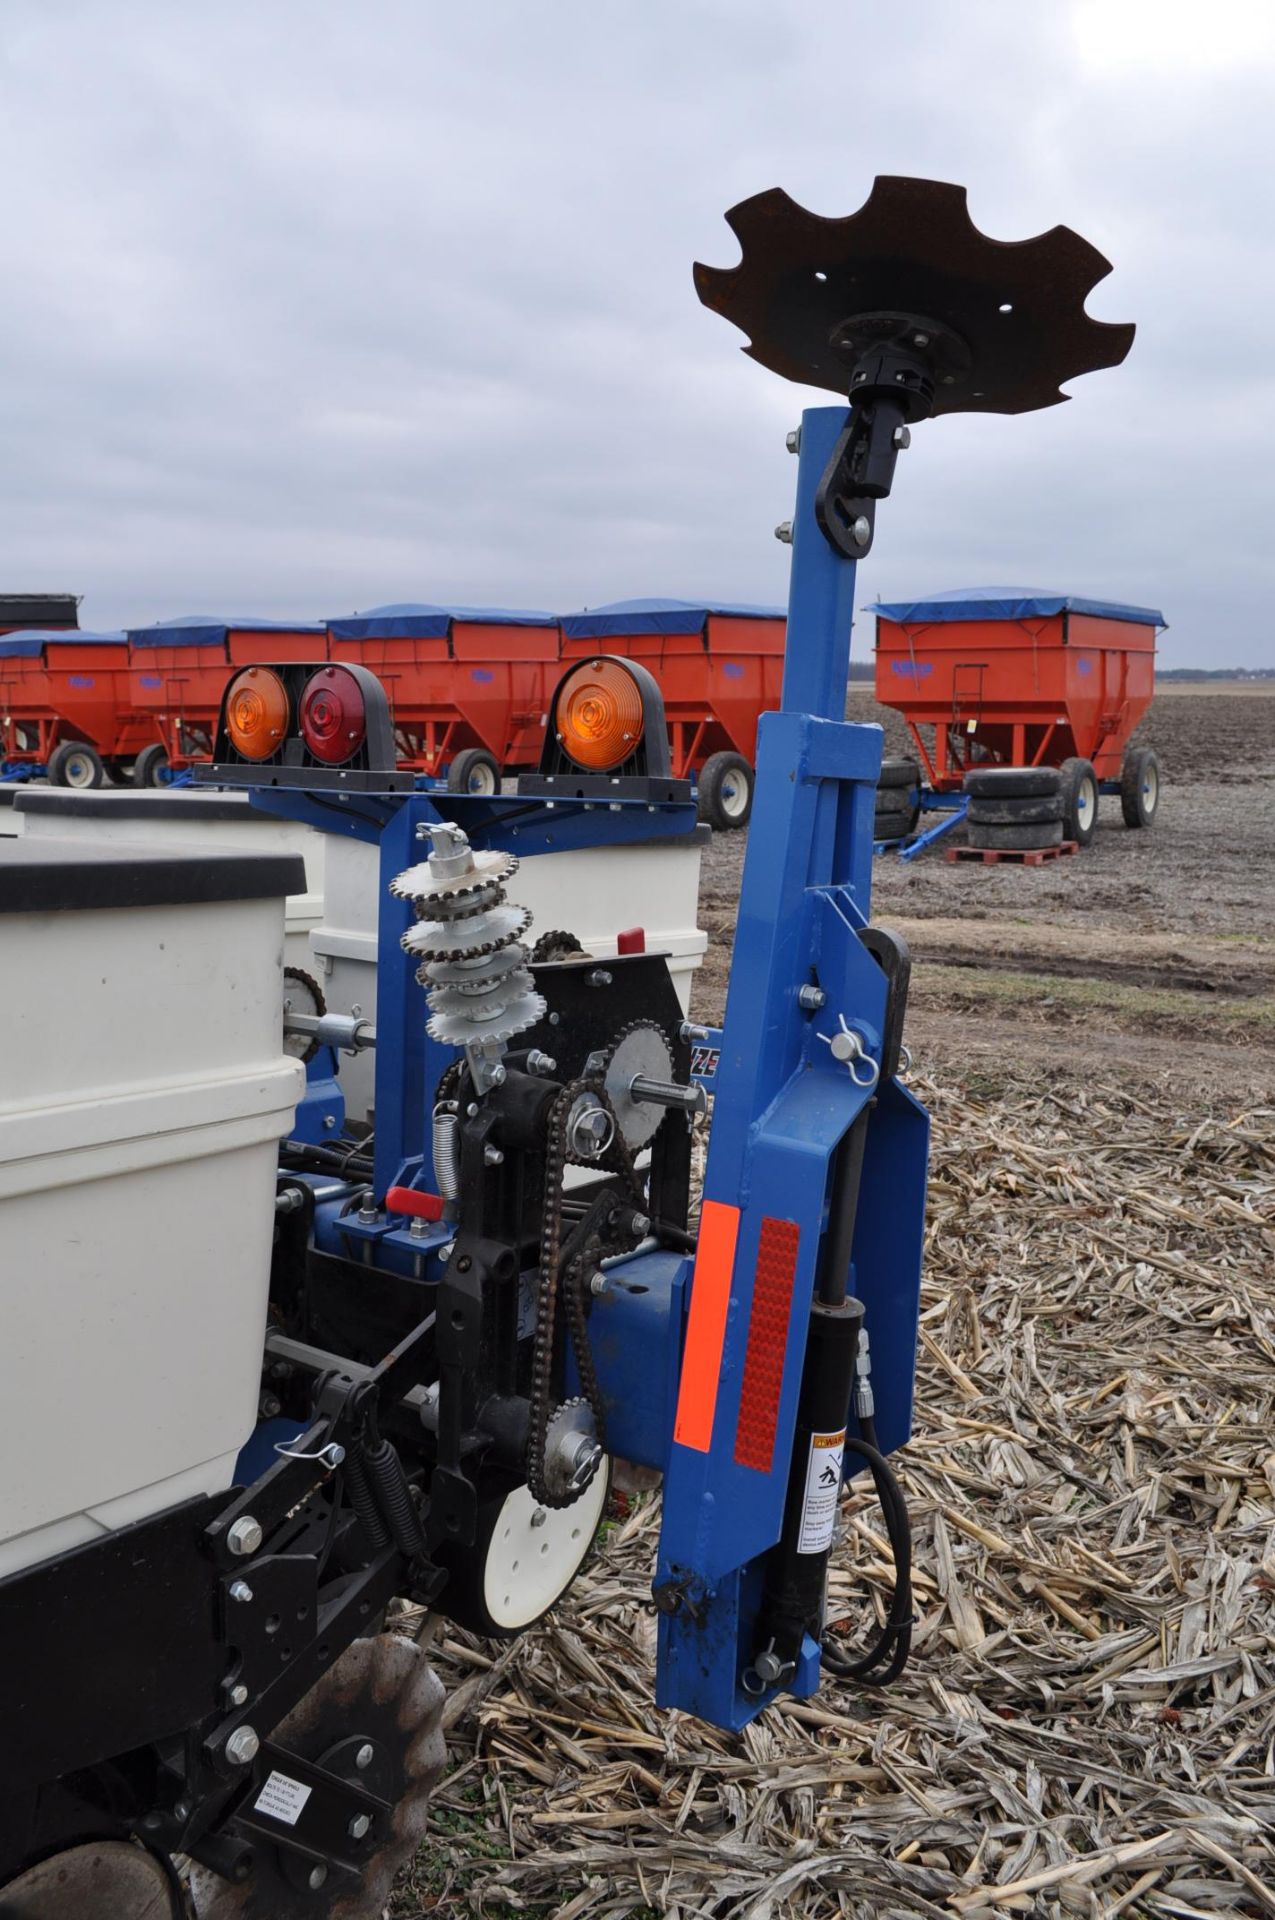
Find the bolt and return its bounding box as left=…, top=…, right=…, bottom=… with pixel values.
left=629, top=1212, right=651, bottom=1237
left=308, top=1864, right=328, bottom=1890
left=258, top=1391, right=282, bottom=1419
left=357, top=1189, right=378, bottom=1224
left=586, top=969, right=613, bottom=988
left=530, top=1507, right=548, bottom=1529
left=590, top=1270, right=610, bottom=1297
left=483, top=1145, right=504, bottom=1166
left=323, top=1114, right=337, bottom=1131
left=774, top=520, right=793, bottom=544
left=526, top=1050, right=557, bottom=1076
left=489, top=1064, right=506, bottom=1087
left=409, top=1216, right=427, bottom=1240
left=227, top=1516, right=263, bottom=1558
left=680, top=1021, right=709, bottom=1043
left=850, top=515, right=870, bottom=546
left=892, top=424, right=912, bottom=450
left=348, top=1813, right=372, bottom=1840
left=226, top=1682, right=249, bottom=1707
left=228, top=1579, right=254, bottom=1604
left=225, top=1726, right=260, bottom=1767
left=174, top=1800, right=191, bottom=1822
left=798, top=985, right=827, bottom=1011
left=913, top=331, right=930, bottom=347
left=785, top=427, right=801, bottom=454
left=355, top=1743, right=375, bottom=1770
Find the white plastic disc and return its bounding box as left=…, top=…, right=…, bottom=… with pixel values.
left=482, top=1467, right=610, bottom=1630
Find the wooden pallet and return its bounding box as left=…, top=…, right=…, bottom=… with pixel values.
left=945, top=840, right=1079, bottom=867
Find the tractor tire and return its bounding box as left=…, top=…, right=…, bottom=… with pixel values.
left=967, top=793, right=1064, bottom=827
left=132, top=743, right=172, bottom=787
left=962, top=765, right=1061, bottom=801
left=47, top=740, right=104, bottom=789
left=874, top=799, right=920, bottom=842
left=876, top=755, right=920, bottom=792
left=966, top=818, right=1064, bottom=852
left=1059, top=756, right=1099, bottom=847
left=446, top=748, right=501, bottom=796
left=1120, top=745, right=1161, bottom=828
left=697, top=751, right=754, bottom=830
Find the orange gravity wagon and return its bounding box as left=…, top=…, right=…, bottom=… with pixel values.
left=0, top=629, right=151, bottom=787
left=556, top=599, right=787, bottom=828
left=325, top=603, right=559, bottom=793
left=871, top=586, right=1165, bottom=791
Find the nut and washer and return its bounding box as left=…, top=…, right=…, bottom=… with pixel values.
left=226, top=1516, right=262, bottom=1558
left=774, top=520, right=794, bottom=544
left=225, top=1726, right=260, bottom=1767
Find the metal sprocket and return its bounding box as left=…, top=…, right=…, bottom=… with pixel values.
left=600, top=1019, right=677, bottom=1151
left=189, top=1633, right=445, bottom=1920
left=282, top=967, right=326, bottom=1065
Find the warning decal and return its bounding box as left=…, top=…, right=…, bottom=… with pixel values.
left=796, top=1427, right=846, bottom=1555
left=253, top=1770, right=312, bottom=1826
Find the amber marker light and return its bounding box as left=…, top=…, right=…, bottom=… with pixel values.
left=225, top=666, right=289, bottom=760
left=555, top=657, right=646, bottom=771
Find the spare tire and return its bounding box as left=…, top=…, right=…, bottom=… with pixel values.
left=1058, top=756, right=1099, bottom=847
left=1120, top=745, right=1161, bottom=829
left=874, top=802, right=918, bottom=843
left=967, top=793, right=1065, bottom=827
left=967, top=818, right=1064, bottom=852
left=963, top=766, right=1061, bottom=801
left=877, top=756, right=920, bottom=792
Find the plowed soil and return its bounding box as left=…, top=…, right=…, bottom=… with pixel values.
left=693, top=690, right=1275, bottom=1103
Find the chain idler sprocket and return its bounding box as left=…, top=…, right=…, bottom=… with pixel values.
left=694, top=174, right=1134, bottom=416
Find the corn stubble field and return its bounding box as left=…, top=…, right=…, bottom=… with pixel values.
left=399, top=691, right=1275, bottom=1920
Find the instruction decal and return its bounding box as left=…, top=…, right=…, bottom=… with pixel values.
left=796, top=1427, right=845, bottom=1555
left=253, top=1771, right=312, bottom=1826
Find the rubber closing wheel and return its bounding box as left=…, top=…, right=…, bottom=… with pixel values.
left=434, top=1465, right=611, bottom=1637
left=0, top=1842, right=177, bottom=1918
left=190, top=1634, right=445, bottom=1920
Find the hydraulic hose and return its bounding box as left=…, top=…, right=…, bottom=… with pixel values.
left=820, top=1425, right=913, bottom=1686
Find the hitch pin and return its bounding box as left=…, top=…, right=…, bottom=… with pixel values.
left=818, top=1016, right=880, bottom=1091
left=273, top=1439, right=347, bottom=1471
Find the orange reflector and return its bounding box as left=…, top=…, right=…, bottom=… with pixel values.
left=673, top=1198, right=740, bottom=1452
left=225, top=667, right=289, bottom=760
left=555, top=657, right=645, bottom=771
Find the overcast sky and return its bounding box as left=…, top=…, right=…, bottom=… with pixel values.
left=1, top=0, right=1272, bottom=667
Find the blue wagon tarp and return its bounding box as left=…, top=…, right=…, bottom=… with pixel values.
left=869, top=586, right=1165, bottom=628
left=0, top=629, right=125, bottom=657
left=559, top=597, right=786, bottom=640
left=328, top=603, right=556, bottom=640
left=127, top=616, right=325, bottom=649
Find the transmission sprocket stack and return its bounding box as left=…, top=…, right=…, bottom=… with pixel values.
left=391, top=823, right=545, bottom=1091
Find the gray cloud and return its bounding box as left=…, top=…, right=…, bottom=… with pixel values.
left=0, top=0, right=1271, bottom=664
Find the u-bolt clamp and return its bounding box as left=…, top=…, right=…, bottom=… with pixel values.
left=818, top=1016, right=880, bottom=1091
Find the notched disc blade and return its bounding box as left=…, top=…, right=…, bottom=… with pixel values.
left=694, top=174, right=1134, bottom=414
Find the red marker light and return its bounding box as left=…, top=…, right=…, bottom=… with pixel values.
left=299, top=666, right=367, bottom=765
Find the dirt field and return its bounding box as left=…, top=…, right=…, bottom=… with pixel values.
left=695, top=691, right=1275, bottom=1105
left=404, top=693, right=1274, bottom=1920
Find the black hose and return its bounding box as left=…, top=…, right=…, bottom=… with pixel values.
left=820, top=1429, right=914, bottom=1687
left=280, top=1139, right=374, bottom=1178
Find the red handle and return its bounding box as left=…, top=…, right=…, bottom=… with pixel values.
left=386, top=1185, right=445, bottom=1221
